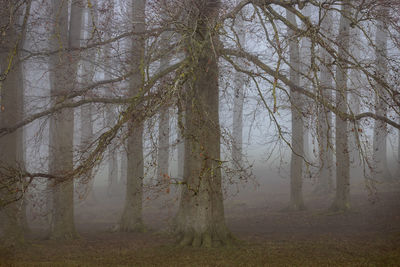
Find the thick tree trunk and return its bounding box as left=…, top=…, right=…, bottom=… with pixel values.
left=0, top=3, right=26, bottom=243
left=175, top=0, right=233, bottom=247
left=48, top=0, right=83, bottom=240
left=314, top=8, right=334, bottom=195
left=119, top=0, right=146, bottom=232
left=286, top=10, right=305, bottom=210
left=331, top=0, right=351, bottom=212
left=372, top=8, right=392, bottom=182
left=232, top=0, right=246, bottom=169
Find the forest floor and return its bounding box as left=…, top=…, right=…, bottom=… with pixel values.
left=1, top=178, right=400, bottom=266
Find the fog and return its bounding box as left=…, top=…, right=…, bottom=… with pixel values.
left=1, top=0, right=400, bottom=265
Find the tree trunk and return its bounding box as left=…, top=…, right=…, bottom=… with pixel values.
left=177, top=108, right=185, bottom=180
left=286, top=9, right=305, bottom=210
left=299, top=5, right=312, bottom=166
left=348, top=26, right=363, bottom=178
left=372, top=7, right=392, bottom=182
left=48, top=0, right=83, bottom=240
left=232, top=0, right=246, bottom=169
left=157, top=27, right=171, bottom=182
left=157, top=107, right=170, bottom=181
left=119, top=0, right=146, bottom=232
left=107, top=106, right=119, bottom=195
left=80, top=2, right=97, bottom=203
left=331, top=0, right=351, bottom=212
left=0, top=1, right=27, bottom=245
left=174, top=0, right=234, bottom=247
left=314, top=8, right=334, bottom=195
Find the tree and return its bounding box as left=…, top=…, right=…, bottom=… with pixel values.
left=157, top=13, right=171, bottom=183
left=80, top=0, right=98, bottom=202
left=286, top=8, right=305, bottom=210
left=174, top=0, right=234, bottom=247
left=331, top=0, right=351, bottom=212
left=372, top=5, right=393, bottom=182
left=48, top=0, right=83, bottom=240
left=0, top=0, right=31, bottom=246
left=119, top=0, right=147, bottom=232
left=314, top=6, right=334, bottom=195
left=348, top=25, right=363, bottom=178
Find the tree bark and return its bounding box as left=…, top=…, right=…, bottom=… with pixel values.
left=348, top=26, right=363, bottom=178
left=174, top=0, right=234, bottom=247
left=331, top=0, right=351, bottom=212
left=0, top=1, right=28, bottom=245
left=372, top=7, right=392, bottom=182
left=286, top=9, right=305, bottom=210
left=48, top=0, right=83, bottom=240
left=157, top=27, right=171, bottom=182
left=119, top=0, right=146, bottom=232
left=314, top=8, right=334, bottom=195
left=80, top=3, right=97, bottom=202
left=299, top=5, right=312, bottom=166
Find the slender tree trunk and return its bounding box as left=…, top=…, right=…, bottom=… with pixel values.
left=300, top=5, right=312, bottom=166
left=232, top=0, right=246, bottom=169
left=0, top=1, right=28, bottom=245
left=80, top=3, right=97, bottom=202
left=175, top=0, right=233, bottom=247
left=177, top=108, right=185, bottom=180
left=286, top=9, right=305, bottom=210
left=331, top=0, right=351, bottom=212
left=314, top=8, right=334, bottom=195
left=107, top=105, right=119, bottom=195
left=373, top=7, right=392, bottom=182
left=157, top=27, right=171, bottom=182
left=157, top=107, right=170, bottom=180
left=120, top=144, right=128, bottom=185
left=119, top=0, right=146, bottom=232
left=348, top=26, right=362, bottom=178
left=48, top=0, right=83, bottom=240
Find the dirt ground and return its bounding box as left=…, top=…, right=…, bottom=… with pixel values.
left=1, top=177, right=400, bottom=266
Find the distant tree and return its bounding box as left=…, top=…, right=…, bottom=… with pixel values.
left=286, top=8, right=305, bottom=210
left=47, top=0, right=83, bottom=240
left=314, top=7, right=334, bottom=195
left=372, top=5, right=393, bottom=182
left=119, top=0, right=147, bottom=232
left=331, top=0, right=351, bottom=212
